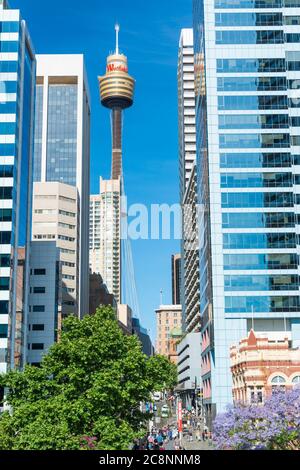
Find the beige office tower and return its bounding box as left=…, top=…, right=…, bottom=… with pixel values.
left=33, top=54, right=91, bottom=319
left=89, top=178, right=121, bottom=302
left=32, top=182, right=78, bottom=327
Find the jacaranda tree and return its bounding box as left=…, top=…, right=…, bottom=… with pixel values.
left=213, top=388, right=300, bottom=450
left=0, top=306, right=177, bottom=450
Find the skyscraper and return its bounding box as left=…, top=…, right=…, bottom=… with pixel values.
left=90, top=178, right=121, bottom=301
left=193, top=0, right=300, bottom=424
left=178, top=29, right=200, bottom=332
left=32, top=54, right=91, bottom=318
left=0, top=0, right=35, bottom=375
left=178, top=29, right=196, bottom=201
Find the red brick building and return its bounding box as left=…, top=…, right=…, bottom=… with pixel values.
left=230, top=329, right=300, bottom=404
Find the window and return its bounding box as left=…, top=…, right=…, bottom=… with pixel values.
left=271, top=375, right=286, bottom=394
left=33, top=287, right=45, bottom=294
left=32, top=305, right=45, bottom=313
left=31, top=343, right=44, bottom=350
left=225, top=296, right=300, bottom=313
left=32, top=324, right=45, bottom=331
left=219, top=133, right=290, bottom=149
left=220, top=152, right=291, bottom=169
left=218, top=76, right=286, bottom=92
left=33, top=269, right=46, bottom=276
left=0, top=348, right=6, bottom=363
left=0, top=324, right=8, bottom=339
left=0, top=278, right=9, bottom=291
left=215, top=12, right=283, bottom=27
left=0, top=254, right=10, bottom=268
left=216, top=30, right=283, bottom=45
left=292, top=376, right=300, bottom=386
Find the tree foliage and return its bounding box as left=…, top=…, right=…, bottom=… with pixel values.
left=213, top=388, right=300, bottom=450
left=0, top=306, right=177, bottom=450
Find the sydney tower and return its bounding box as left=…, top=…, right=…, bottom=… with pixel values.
left=99, top=25, right=135, bottom=180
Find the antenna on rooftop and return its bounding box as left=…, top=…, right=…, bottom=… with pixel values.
left=115, top=23, right=120, bottom=54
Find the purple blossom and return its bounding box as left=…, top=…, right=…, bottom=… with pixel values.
left=213, top=388, right=300, bottom=450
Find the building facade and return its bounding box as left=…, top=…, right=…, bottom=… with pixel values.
left=178, top=28, right=197, bottom=200
left=177, top=332, right=202, bottom=408
left=89, top=272, right=115, bottom=315
left=182, top=164, right=200, bottom=333
left=155, top=304, right=182, bottom=358
left=171, top=254, right=182, bottom=305
left=178, top=29, right=200, bottom=334
left=27, top=241, right=61, bottom=366
left=231, top=329, right=300, bottom=404
left=32, top=182, right=78, bottom=326
left=32, top=54, right=90, bottom=319
left=193, top=0, right=300, bottom=423
left=89, top=178, right=121, bottom=302
left=0, top=1, right=35, bottom=375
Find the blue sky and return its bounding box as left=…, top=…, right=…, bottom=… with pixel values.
left=13, top=0, right=193, bottom=341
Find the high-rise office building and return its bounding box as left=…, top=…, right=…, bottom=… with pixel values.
left=0, top=1, right=35, bottom=376
left=32, top=182, right=78, bottom=323
left=171, top=254, right=182, bottom=305
left=32, top=54, right=91, bottom=318
left=89, top=178, right=121, bottom=301
left=193, top=0, right=300, bottom=424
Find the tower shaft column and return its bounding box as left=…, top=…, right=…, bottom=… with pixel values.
left=111, top=107, right=122, bottom=180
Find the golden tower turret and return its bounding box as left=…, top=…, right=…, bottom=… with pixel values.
left=99, top=25, right=135, bottom=180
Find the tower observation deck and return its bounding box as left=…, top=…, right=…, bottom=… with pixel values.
left=99, top=25, right=135, bottom=180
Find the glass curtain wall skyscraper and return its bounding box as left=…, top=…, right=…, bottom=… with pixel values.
left=193, top=0, right=300, bottom=424
left=32, top=55, right=91, bottom=319
left=0, top=1, right=35, bottom=376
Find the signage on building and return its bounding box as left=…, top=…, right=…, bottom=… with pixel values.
left=107, top=62, right=128, bottom=73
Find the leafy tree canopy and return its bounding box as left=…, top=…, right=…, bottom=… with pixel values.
left=0, top=306, right=177, bottom=450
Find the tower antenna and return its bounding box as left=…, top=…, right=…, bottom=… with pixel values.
left=115, top=23, right=120, bottom=54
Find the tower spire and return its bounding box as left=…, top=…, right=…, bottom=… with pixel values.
left=115, top=23, right=120, bottom=54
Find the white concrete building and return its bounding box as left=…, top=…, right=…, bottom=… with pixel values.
left=89, top=177, right=121, bottom=302
left=178, top=28, right=196, bottom=200
left=32, top=54, right=91, bottom=319
left=27, top=241, right=61, bottom=365
left=32, top=182, right=78, bottom=324
left=177, top=332, right=202, bottom=408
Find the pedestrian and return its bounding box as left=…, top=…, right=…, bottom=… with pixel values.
left=174, top=438, right=180, bottom=450
left=202, top=431, right=205, bottom=441
left=132, top=440, right=140, bottom=450
left=157, top=432, right=163, bottom=446
left=153, top=439, right=160, bottom=451
left=196, top=429, right=201, bottom=441
left=189, top=430, right=193, bottom=442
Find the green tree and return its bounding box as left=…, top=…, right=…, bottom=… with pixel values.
left=0, top=306, right=177, bottom=450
